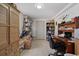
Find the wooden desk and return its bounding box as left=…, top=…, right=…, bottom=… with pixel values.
left=52, top=36, right=75, bottom=54
left=75, top=39, right=79, bottom=55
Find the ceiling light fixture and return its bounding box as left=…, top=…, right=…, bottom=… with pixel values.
left=36, top=5, right=42, bottom=9
left=35, top=3, right=44, bottom=9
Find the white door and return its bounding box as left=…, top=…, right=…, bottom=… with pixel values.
left=36, top=21, right=46, bottom=40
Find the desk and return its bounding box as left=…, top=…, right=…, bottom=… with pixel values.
left=52, top=36, right=75, bottom=54
left=75, top=39, right=79, bottom=55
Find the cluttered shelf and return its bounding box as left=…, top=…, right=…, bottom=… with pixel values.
left=58, top=22, right=76, bottom=34
left=58, top=29, right=74, bottom=32
left=58, top=16, right=79, bottom=55
left=58, top=22, right=75, bottom=34
left=59, top=22, right=76, bottom=28
left=46, top=20, right=55, bottom=40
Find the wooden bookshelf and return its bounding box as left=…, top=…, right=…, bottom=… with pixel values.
left=62, top=22, right=76, bottom=28
left=58, top=22, right=76, bottom=34
left=59, top=29, right=74, bottom=32
left=46, top=20, right=55, bottom=40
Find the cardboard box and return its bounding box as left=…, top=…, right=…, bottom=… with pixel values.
left=24, top=39, right=31, bottom=49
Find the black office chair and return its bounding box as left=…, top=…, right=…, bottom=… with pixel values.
left=48, top=37, right=66, bottom=56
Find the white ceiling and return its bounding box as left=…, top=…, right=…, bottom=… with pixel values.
left=16, top=3, right=69, bottom=19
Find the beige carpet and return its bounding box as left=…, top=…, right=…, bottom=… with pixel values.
left=20, top=39, right=55, bottom=56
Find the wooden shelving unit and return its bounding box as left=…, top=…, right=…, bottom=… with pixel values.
left=20, top=17, right=32, bottom=50
left=46, top=20, right=55, bottom=40
left=58, top=22, right=76, bottom=34
left=59, top=29, right=74, bottom=32
left=60, top=22, right=76, bottom=28
left=58, top=22, right=75, bottom=54
left=0, top=3, right=20, bottom=56
left=58, top=17, right=79, bottom=55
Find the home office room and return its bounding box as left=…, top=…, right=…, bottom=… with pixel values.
left=0, top=1, right=79, bottom=57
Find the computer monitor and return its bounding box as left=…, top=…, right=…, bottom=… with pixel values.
left=64, top=32, right=72, bottom=39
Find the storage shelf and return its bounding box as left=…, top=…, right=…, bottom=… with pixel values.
left=58, top=22, right=76, bottom=34
left=60, top=22, right=76, bottom=28
left=59, top=29, right=74, bottom=32
left=62, top=22, right=75, bottom=25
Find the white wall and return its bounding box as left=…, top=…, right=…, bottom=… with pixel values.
left=36, top=21, right=46, bottom=39
left=54, top=20, right=58, bottom=36
left=56, top=4, right=79, bottom=22
left=32, top=20, right=37, bottom=38
left=32, top=19, right=48, bottom=40
left=19, top=13, right=24, bottom=36
left=67, top=4, right=79, bottom=18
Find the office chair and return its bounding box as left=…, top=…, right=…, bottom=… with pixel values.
left=48, top=37, right=66, bottom=56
